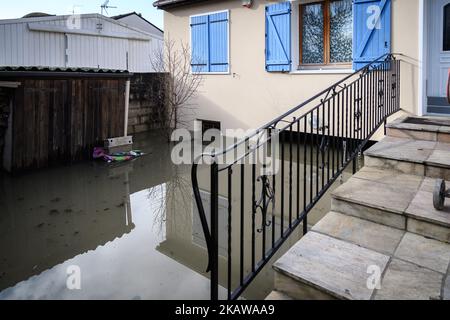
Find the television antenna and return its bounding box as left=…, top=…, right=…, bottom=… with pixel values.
left=101, top=0, right=117, bottom=16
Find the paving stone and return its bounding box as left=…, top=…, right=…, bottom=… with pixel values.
left=365, top=156, right=425, bottom=176
left=274, top=272, right=335, bottom=300
left=273, top=232, right=390, bottom=300
left=405, top=190, right=450, bottom=228
left=436, top=142, right=450, bottom=151
left=394, top=233, right=450, bottom=273
left=437, top=133, right=450, bottom=143
left=386, top=117, right=441, bottom=133
left=332, top=177, right=416, bottom=215
left=425, top=165, right=450, bottom=181
left=419, top=177, right=450, bottom=193
left=332, top=198, right=406, bottom=229
left=407, top=217, right=450, bottom=244
left=439, top=125, right=450, bottom=134
left=312, top=211, right=405, bottom=255
left=426, top=149, right=450, bottom=168
left=265, top=290, right=294, bottom=300
left=375, top=259, right=443, bottom=300
left=444, top=276, right=450, bottom=300
left=353, top=167, right=423, bottom=191
left=387, top=128, right=437, bottom=141
left=365, top=137, right=436, bottom=164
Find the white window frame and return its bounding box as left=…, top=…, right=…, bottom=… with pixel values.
left=189, top=9, right=231, bottom=75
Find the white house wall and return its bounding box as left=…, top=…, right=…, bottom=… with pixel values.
left=0, top=14, right=162, bottom=72
left=163, top=0, right=421, bottom=138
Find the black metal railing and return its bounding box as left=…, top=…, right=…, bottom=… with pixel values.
left=191, top=54, right=401, bottom=300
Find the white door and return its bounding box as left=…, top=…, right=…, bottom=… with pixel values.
left=427, top=0, right=450, bottom=114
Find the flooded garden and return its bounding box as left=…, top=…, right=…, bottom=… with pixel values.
left=0, top=131, right=356, bottom=300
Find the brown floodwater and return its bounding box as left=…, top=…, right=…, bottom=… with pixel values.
left=0, top=131, right=356, bottom=300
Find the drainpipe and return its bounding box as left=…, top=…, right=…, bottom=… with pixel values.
left=124, top=79, right=130, bottom=136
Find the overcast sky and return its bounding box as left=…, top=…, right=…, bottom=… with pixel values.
left=0, top=0, right=164, bottom=29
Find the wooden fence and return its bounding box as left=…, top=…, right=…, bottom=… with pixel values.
left=11, top=78, right=127, bottom=171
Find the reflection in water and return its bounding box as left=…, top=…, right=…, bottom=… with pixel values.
left=0, top=132, right=356, bottom=300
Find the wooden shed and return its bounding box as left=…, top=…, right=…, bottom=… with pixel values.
left=0, top=67, right=132, bottom=172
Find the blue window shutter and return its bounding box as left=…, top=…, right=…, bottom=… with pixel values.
left=265, top=2, right=291, bottom=72
left=353, top=0, right=391, bottom=70
left=191, top=15, right=209, bottom=73
left=209, top=11, right=229, bottom=72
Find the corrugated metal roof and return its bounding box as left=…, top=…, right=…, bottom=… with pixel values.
left=0, top=66, right=129, bottom=73
left=0, top=66, right=132, bottom=78
left=112, top=12, right=164, bottom=34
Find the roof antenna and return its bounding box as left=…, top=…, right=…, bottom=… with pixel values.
left=101, top=0, right=117, bottom=16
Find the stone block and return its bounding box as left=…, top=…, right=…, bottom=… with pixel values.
left=405, top=190, right=450, bottom=228
left=437, top=132, right=450, bottom=143
left=387, top=128, right=437, bottom=141
left=394, top=233, right=450, bottom=273
left=332, top=177, right=416, bottom=215
left=365, top=137, right=436, bottom=164
left=312, top=211, right=405, bottom=255
left=426, top=149, right=450, bottom=168
left=273, top=232, right=390, bottom=300
left=353, top=167, right=424, bottom=190
left=365, top=156, right=425, bottom=176
left=374, top=259, right=443, bottom=300
left=274, top=272, right=335, bottom=300
left=265, top=289, right=294, bottom=300
left=332, top=198, right=406, bottom=229
left=407, top=217, right=450, bottom=243
left=425, top=165, right=450, bottom=180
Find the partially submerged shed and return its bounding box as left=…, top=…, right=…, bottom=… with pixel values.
left=0, top=67, right=132, bottom=172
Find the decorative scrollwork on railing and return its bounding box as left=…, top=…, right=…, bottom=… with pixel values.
left=253, top=175, right=275, bottom=233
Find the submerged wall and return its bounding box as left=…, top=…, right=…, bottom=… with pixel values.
left=128, top=73, right=169, bottom=134
left=0, top=88, right=11, bottom=167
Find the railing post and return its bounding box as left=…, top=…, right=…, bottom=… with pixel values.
left=210, top=160, right=219, bottom=300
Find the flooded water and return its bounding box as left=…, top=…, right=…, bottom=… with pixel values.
left=0, top=131, right=356, bottom=300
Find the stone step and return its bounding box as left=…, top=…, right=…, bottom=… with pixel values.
left=313, top=211, right=405, bottom=255
left=265, top=290, right=294, bottom=300
left=331, top=167, right=421, bottom=229
left=273, top=212, right=450, bottom=300
left=364, top=136, right=450, bottom=180
left=273, top=231, right=390, bottom=300
left=386, top=116, right=450, bottom=143
left=404, top=177, right=450, bottom=243
left=331, top=167, right=450, bottom=242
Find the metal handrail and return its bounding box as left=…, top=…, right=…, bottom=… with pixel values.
left=192, top=53, right=394, bottom=162
left=192, top=53, right=401, bottom=300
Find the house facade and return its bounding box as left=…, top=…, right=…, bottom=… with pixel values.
left=154, top=0, right=449, bottom=135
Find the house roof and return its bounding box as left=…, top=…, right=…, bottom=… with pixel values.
left=111, top=11, right=163, bottom=34
left=153, top=0, right=210, bottom=9
left=22, top=12, right=55, bottom=18
left=0, top=13, right=154, bottom=38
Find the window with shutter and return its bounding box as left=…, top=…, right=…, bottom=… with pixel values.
left=190, top=11, right=229, bottom=74
left=265, top=2, right=292, bottom=72
left=353, top=0, right=392, bottom=70
left=299, top=0, right=353, bottom=68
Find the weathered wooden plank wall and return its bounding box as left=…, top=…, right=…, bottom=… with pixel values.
left=11, top=78, right=126, bottom=171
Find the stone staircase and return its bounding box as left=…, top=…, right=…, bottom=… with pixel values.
left=266, top=116, right=450, bottom=300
